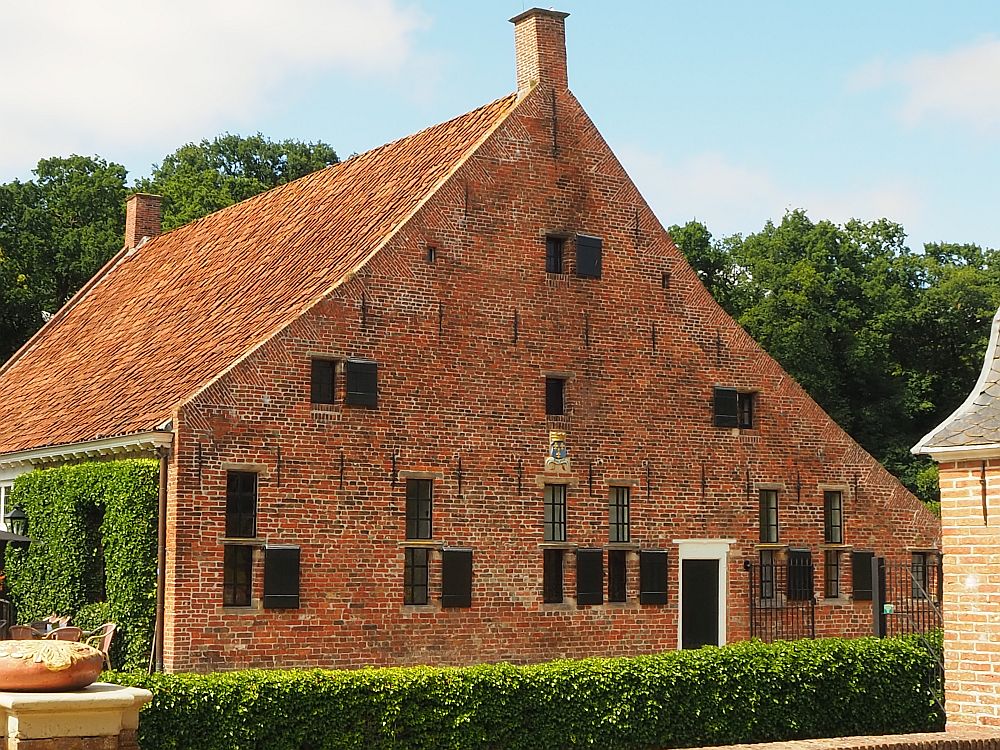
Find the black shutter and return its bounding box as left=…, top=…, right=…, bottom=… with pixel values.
left=263, top=546, right=300, bottom=609
left=345, top=359, right=378, bottom=407
left=852, top=551, right=874, bottom=601
left=441, top=548, right=473, bottom=608
left=575, top=235, right=602, bottom=278
left=713, top=387, right=739, bottom=427
left=310, top=359, right=335, bottom=404
left=639, top=550, right=668, bottom=604
left=576, top=548, right=604, bottom=605
left=608, top=549, right=627, bottom=602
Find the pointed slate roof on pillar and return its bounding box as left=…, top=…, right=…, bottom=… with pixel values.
left=914, top=307, right=1000, bottom=452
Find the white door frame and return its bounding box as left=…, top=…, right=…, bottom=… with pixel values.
left=674, top=538, right=736, bottom=648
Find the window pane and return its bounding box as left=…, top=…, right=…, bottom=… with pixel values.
left=609, top=486, right=630, bottom=543
left=758, top=490, right=778, bottom=543
left=404, top=548, right=429, bottom=605
left=310, top=359, right=335, bottom=404
left=544, top=484, right=566, bottom=542
left=737, top=392, right=754, bottom=428
left=226, top=471, right=257, bottom=538
left=824, top=550, right=841, bottom=598
left=546, top=236, right=564, bottom=274
left=543, top=549, right=564, bottom=603
left=406, top=479, right=433, bottom=540
left=824, top=491, right=843, bottom=544
left=759, top=550, right=776, bottom=600
left=223, top=545, right=253, bottom=607
left=608, top=549, right=627, bottom=602
left=545, top=378, right=565, bottom=416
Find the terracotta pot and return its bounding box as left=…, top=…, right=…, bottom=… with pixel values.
left=0, top=640, right=104, bottom=692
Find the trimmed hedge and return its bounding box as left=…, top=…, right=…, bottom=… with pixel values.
left=109, top=635, right=943, bottom=750
left=5, top=459, right=158, bottom=670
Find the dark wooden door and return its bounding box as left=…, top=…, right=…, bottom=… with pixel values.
left=682, top=558, right=719, bottom=649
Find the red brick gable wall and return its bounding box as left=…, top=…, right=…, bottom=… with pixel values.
left=162, top=83, right=939, bottom=671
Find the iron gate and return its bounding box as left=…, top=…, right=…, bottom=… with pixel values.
left=745, top=553, right=816, bottom=642
left=872, top=555, right=944, bottom=711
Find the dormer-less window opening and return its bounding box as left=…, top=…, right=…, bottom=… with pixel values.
left=545, top=377, right=565, bottom=416
left=546, top=236, right=565, bottom=274
left=713, top=387, right=755, bottom=429
left=310, top=358, right=336, bottom=404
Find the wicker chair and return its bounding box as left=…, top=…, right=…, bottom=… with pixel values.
left=8, top=625, right=43, bottom=640
left=44, top=626, right=83, bottom=641
left=84, top=623, right=117, bottom=668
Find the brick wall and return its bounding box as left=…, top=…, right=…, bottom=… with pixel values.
left=160, top=76, right=939, bottom=672
left=938, top=459, right=1000, bottom=728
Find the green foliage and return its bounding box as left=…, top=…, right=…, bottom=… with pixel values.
left=5, top=459, right=158, bottom=670
left=670, top=212, right=1000, bottom=505
left=0, top=155, right=128, bottom=360
left=137, top=133, right=339, bottom=230
left=73, top=601, right=113, bottom=633
left=108, top=636, right=942, bottom=750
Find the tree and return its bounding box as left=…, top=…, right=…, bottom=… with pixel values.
left=0, top=156, right=128, bottom=361
left=138, top=133, right=339, bottom=230
left=669, top=211, right=1000, bottom=506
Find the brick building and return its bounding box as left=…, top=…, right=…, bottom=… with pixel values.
left=0, top=9, right=938, bottom=672
left=913, top=308, right=1000, bottom=728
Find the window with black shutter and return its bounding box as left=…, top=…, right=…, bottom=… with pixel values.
left=310, top=359, right=336, bottom=404
left=639, top=550, right=668, bottom=604
left=851, top=550, right=874, bottom=601
left=345, top=358, right=378, bottom=407
left=226, top=471, right=257, bottom=538
left=441, top=548, right=473, bottom=608
left=737, top=392, right=755, bottom=428
left=545, top=377, right=565, bottom=416
left=404, top=547, right=429, bottom=605
left=609, top=486, right=630, bottom=543
left=575, top=235, right=602, bottom=278
left=824, top=549, right=841, bottom=598
left=576, top=548, right=604, bottom=605
left=405, top=479, right=433, bottom=540
left=787, top=549, right=813, bottom=601
left=608, top=549, right=627, bottom=603
left=223, top=545, right=253, bottom=607
left=713, top=387, right=739, bottom=427
left=263, top=546, right=300, bottom=609
left=543, top=549, right=564, bottom=603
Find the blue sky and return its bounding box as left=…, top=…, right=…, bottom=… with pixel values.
left=3, top=1, right=999, bottom=252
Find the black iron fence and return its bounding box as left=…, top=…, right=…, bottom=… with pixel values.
left=745, top=553, right=816, bottom=642
left=872, top=556, right=944, bottom=712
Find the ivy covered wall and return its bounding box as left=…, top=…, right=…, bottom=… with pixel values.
left=5, top=459, right=158, bottom=670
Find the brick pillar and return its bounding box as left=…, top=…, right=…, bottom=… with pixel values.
left=125, top=193, right=163, bottom=249
left=510, top=8, right=570, bottom=93
left=938, top=458, right=1000, bottom=728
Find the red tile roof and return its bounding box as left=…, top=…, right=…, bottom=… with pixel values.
left=0, top=94, right=519, bottom=456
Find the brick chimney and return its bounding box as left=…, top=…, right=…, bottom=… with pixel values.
left=125, top=193, right=163, bottom=249
left=510, top=8, right=570, bottom=93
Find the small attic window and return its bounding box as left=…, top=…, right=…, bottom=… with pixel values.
left=345, top=358, right=378, bottom=408
left=426, top=245, right=437, bottom=264
left=661, top=271, right=671, bottom=289
left=546, top=236, right=565, bottom=274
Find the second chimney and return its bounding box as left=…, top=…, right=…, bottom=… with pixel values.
left=510, top=8, right=570, bottom=93
left=125, top=193, right=163, bottom=250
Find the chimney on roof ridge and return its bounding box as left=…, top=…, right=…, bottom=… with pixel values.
left=125, top=193, right=163, bottom=250
left=510, top=8, right=570, bottom=93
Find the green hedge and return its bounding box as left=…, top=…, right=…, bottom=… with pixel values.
left=109, top=635, right=943, bottom=750
left=5, top=459, right=158, bottom=670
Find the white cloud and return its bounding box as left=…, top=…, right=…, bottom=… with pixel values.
left=0, top=0, right=426, bottom=175
left=617, top=145, right=924, bottom=240
left=850, top=37, right=1000, bottom=130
